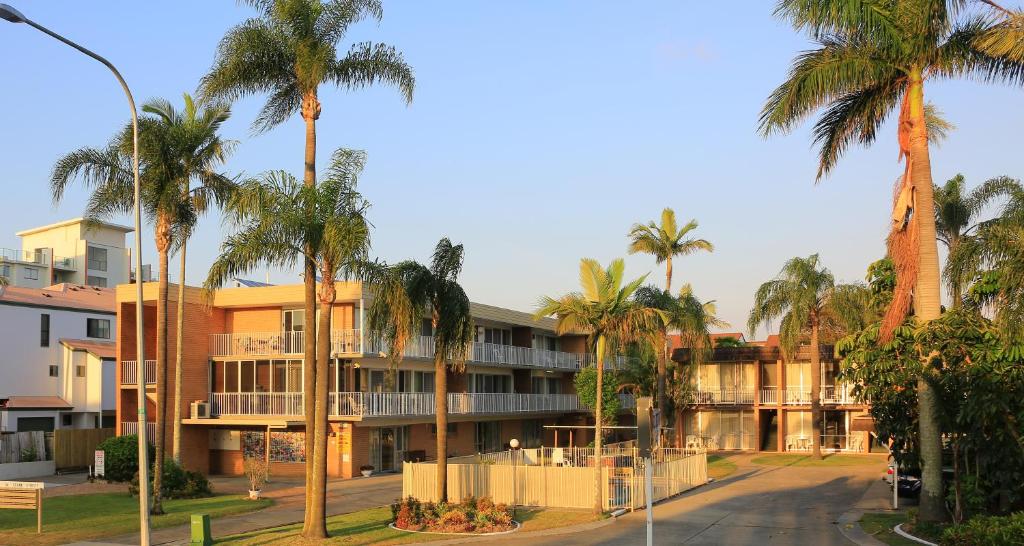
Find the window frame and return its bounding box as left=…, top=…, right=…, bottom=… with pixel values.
left=40, top=314, right=50, bottom=347
left=87, top=246, right=108, bottom=272
left=86, top=318, right=111, bottom=339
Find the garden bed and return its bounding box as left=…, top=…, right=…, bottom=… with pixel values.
left=390, top=496, right=517, bottom=534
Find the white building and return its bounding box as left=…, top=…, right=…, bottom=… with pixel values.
left=0, top=282, right=117, bottom=432
left=0, top=218, right=132, bottom=289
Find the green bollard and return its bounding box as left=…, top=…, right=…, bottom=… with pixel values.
left=190, top=514, right=212, bottom=546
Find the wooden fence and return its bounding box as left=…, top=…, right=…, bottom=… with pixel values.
left=402, top=450, right=707, bottom=511
left=53, top=428, right=114, bottom=470
left=0, top=432, right=48, bottom=464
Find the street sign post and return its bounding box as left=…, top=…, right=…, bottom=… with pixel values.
left=636, top=396, right=654, bottom=546
left=94, top=450, right=105, bottom=478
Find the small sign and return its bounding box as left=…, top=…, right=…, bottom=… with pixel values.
left=0, top=480, right=44, bottom=490
left=94, top=450, right=105, bottom=478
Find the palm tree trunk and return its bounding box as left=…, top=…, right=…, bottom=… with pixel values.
left=810, top=315, right=822, bottom=460
left=152, top=215, right=171, bottom=515
left=949, top=236, right=962, bottom=308
left=657, top=330, right=667, bottom=414
left=305, top=286, right=333, bottom=540
left=593, top=335, right=606, bottom=514
left=665, top=256, right=673, bottom=293
left=435, top=354, right=448, bottom=502
left=172, top=241, right=186, bottom=463
left=301, top=91, right=320, bottom=534
left=908, top=72, right=947, bottom=524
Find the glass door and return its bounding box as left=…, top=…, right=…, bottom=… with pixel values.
left=282, top=309, right=304, bottom=353
left=380, top=428, right=396, bottom=471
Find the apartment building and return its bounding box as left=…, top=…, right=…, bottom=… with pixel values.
left=0, top=283, right=117, bottom=432
left=671, top=337, right=879, bottom=454
left=1, top=218, right=132, bottom=289
left=114, top=282, right=633, bottom=479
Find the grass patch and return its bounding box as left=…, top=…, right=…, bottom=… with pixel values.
left=707, top=455, right=738, bottom=479
left=859, top=512, right=946, bottom=546
left=0, top=492, right=271, bottom=546
left=750, top=454, right=882, bottom=467
left=217, top=505, right=605, bottom=545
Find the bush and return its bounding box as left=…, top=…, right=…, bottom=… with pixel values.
left=940, top=512, right=1024, bottom=545
left=391, top=496, right=514, bottom=534
left=96, top=435, right=154, bottom=482
left=129, top=459, right=212, bottom=499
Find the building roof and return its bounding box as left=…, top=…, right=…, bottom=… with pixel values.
left=0, top=283, right=116, bottom=314
left=471, top=301, right=558, bottom=331
left=16, top=217, right=134, bottom=237
left=1, top=396, right=73, bottom=410
left=60, top=338, right=116, bottom=359
left=710, top=332, right=746, bottom=342
left=234, top=278, right=274, bottom=288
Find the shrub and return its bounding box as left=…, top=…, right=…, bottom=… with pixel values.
left=244, top=457, right=269, bottom=491
left=391, top=496, right=514, bottom=533
left=130, top=459, right=212, bottom=499
left=940, top=512, right=1024, bottom=546
left=96, top=434, right=154, bottom=482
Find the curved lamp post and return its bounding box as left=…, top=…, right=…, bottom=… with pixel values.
left=0, top=5, right=151, bottom=545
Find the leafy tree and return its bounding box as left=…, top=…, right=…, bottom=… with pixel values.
left=574, top=367, right=621, bottom=426
left=365, top=238, right=474, bottom=504
left=714, top=336, right=745, bottom=348
left=536, top=258, right=664, bottom=513
left=204, top=148, right=370, bottom=536
left=759, top=1, right=1024, bottom=522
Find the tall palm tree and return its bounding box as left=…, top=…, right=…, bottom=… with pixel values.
left=934, top=174, right=1022, bottom=305
left=142, top=94, right=237, bottom=464
left=202, top=4, right=413, bottom=517
left=51, top=106, right=211, bottom=515
left=627, top=208, right=712, bottom=416
left=758, top=1, right=1024, bottom=522
left=365, top=238, right=474, bottom=503
left=748, top=255, right=868, bottom=460
left=205, top=148, right=371, bottom=539
left=536, top=258, right=664, bottom=513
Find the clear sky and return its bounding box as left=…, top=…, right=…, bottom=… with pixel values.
left=1, top=1, right=1021, bottom=337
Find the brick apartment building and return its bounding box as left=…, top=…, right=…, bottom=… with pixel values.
left=114, top=281, right=635, bottom=479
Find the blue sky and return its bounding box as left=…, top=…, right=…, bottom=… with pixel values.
left=1, top=1, right=1022, bottom=336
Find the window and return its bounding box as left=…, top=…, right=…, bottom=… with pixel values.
left=472, top=373, right=511, bottom=393
left=420, top=318, right=433, bottom=337
left=88, top=247, right=108, bottom=271
left=86, top=276, right=108, bottom=287
left=430, top=423, right=457, bottom=435
left=477, top=327, right=511, bottom=345
left=87, top=318, right=111, bottom=339
left=62, top=414, right=73, bottom=427
left=76, top=365, right=86, bottom=378
left=40, top=314, right=50, bottom=347
left=24, top=268, right=39, bottom=280
left=474, top=421, right=502, bottom=453
left=523, top=420, right=544, bottom=448
left=48, top=365, right=58, bottom=377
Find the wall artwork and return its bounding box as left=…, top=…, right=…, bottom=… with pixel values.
left=270, top=431, right=305, bottom=463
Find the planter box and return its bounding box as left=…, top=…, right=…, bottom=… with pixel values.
left=0, top=460, right=55, bottom=480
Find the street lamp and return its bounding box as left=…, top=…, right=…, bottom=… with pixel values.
left=509, top=438, right=520, bottom=521
left=0, top=5, right=151, bottom=545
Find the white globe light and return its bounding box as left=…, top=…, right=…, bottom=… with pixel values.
left=509, top=438, right=520, bottom=449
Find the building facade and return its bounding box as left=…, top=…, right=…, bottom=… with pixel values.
left=672, top=340, right=880, bottom=454
left=0, top=283, right=117, bottom=432
left=114, top=282, right=633, bottom=479
left=1, top=218, right=132, bottom=289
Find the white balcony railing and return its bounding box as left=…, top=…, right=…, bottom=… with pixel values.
left=785, top=434, right=866, bottom=453
left=208, top=329, right=362, bottom=357
left=691, top=388, right=755, bottom=405
left=210, top=392, right=304, bottom=416
left=821, top=384, right=859, bottom=404
left=120, top=421, right=157, bottom=438
left=0, top=247, right=44, bottom=264
left=783, top=387, right=812, bottom=405
left=759, top=387, right=779, bottom=405
left=120, top=360, right=156, bottom=385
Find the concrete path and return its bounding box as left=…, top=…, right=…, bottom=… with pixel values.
left=499, top=454, right=888, bottom=546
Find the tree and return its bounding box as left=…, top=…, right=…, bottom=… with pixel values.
left=365, top=238, right=474, bottom=504
left=141, top=94, right=237, bottom=464
left=934, top=174, right=1022, bottom=305
left=574, top=367, right=621, bottom=426
left=536, top=258, right=664, bottom=513
left=747, top=255, right=867, bottom=459
left=759, top=1, right=1024, bottom=522
left=51, top=102, right=225, bottom=515
left=627, top=208, right=713, bottom=414
left=204, top=148, right=371, bottom=539
left=202, top=2, right=413, bottom=529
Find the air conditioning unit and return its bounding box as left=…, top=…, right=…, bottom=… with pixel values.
left=191, top=401, right=210, bottom=419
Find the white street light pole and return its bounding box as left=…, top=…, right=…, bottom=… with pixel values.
left=0, top=5, right=151, bottom=545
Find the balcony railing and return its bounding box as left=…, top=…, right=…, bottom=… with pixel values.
left=0, top=247, right=43, bottom=264
left=53, top=256, right=76, bottom=270
left=208, top=329, right=362, bottom=357
left=783, top=387, right=812, bottom=405
left=691, top=388, right=755, bottom=405
left=120, top=421, right=157, bottom=438
left=759, top=387, right=778, bottom=405
left=210, top=392, right=304, bottom=416
left=684, top=432, right=756, bottom=451
left=120, top=360, right=156, bottom=385
left=785, top=434, right=866, bottom=453
left=821, top=384, right=859, bottom=404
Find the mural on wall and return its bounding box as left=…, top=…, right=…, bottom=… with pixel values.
left=270, top=431, right=305, bottom=463
left=242, top=431, right=265, bottom=459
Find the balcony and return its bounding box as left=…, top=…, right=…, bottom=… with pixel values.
left=120, top=360, right=156, bottom=386
left=691, top=388, right=755, bottom=405
left=53, top=256, right=76, bottom=270
left=783, top=387, right=812, bottom=405
left=208, top=329, right=361, bottom=357
left=821, top=384, right=859, bottom=405
left=759, top=387, right=779, bottom=405
left=120, top=421, right=157, bottom=438
left=785, top=434, right=866, bottom=453
left=0, top=247, right=43, bottom=264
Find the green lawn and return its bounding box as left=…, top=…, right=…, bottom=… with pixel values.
left=0, top=493, right=272, bottom=546
left=859, top=512, right=946, bottom=546
left=217, top=505, right=604, bottom=545
left=750, top=454, right=882, bottom=467
left=707, top=455, right=738, bottom=479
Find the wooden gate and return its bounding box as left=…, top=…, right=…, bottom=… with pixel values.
left=53, top=428, right=114, bottom=469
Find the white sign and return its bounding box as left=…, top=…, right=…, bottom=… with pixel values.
left=95, top=450, right=105, bottom=478
left=0, top=480, right=44, bottom=490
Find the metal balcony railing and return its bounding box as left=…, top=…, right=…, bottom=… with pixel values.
left=120, top=360, right=156, bottom=385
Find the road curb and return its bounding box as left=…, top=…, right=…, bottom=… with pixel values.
left=836, top=509, right=887, bottom=546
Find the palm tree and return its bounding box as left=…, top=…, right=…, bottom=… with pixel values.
left=51, top=105, right=214, bottom=515
left=141, top=94, right=237, bottom=464
left=205, top=148, right=370, bottom=539
left=748, top=255, right=869, bottom=460
left=365, top=238, right=474, bottom=503
left=536, top=258, right=664, bottom=513
left=202, top=4, right=413, bottom=515
left=627, top=208, right=712, bottom=415
left=934, top=174, right=1022, bottom=305
left=759, top=1, right=1024, bottom=522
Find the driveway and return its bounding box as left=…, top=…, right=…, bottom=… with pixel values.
left=503, top=453, right=889, bottom=546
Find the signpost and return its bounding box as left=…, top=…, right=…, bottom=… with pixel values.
left=95, top=450, right=105, bottom=479
left=0, top=480, right=44, bottom=533
left=637, top=397, right=656, bottom=546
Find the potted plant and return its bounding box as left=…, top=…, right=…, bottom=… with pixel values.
left=244, top=457, right=269, bottom=500
left=360, top=464, right=374, bottom=477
